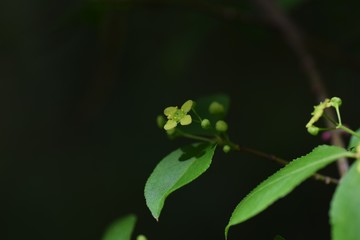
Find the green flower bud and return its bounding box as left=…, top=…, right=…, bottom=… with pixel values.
left=201, top=119, right=211, bottom=129
left=136, top=235, right=148, bottom=240
left=216, top=120, right=228, bottom=132
left=156, top=115, right=166, bottom=128
left=209, top=101, right=225, bottom=115
left=330, top=97, right=342, bottom=108
left=307, top=126, right=319, bottom=136
left=223, top=145, right=231, bottom=153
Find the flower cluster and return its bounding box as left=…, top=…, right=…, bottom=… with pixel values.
left=305, top=97, right=342, bottom=136
left=157, top=99, right=231, bottom=153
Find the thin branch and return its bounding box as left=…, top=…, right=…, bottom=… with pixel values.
left=102, top=0, right=352, bottom=176
left=252, top=0, right=349, bottom=177
left=176, top=130, right=216, bottom=143
left=232, top=144, right=339, bottom=185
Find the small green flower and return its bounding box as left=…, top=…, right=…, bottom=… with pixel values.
left=305, top=99, right=331, bottom=128
left=163, top=100, right=193, bottom=130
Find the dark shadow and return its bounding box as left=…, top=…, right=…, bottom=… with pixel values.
left=178, top=143, right=210, bottom=161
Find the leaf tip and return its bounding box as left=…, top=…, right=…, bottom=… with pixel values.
left=151, top=212, right=160, bottom=222
left=224, top=225, right=230, bottom=240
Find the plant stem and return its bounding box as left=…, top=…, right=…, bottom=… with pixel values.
left=231, top=144, right=339, bottom=185
left=323, top=113, right=338, bottom=126
left=252, top=0, right=349, bottom=177
left=176, top=131, right=339, bottom=184
left=191, top=108, right=203, bottom=122
left=323, top=113, right=360, bottom=139
left=177, top=130, right=216, bottom=143
left=338, top=125, right=360, bottom=139
left=334, top=107, right=342, bottom=126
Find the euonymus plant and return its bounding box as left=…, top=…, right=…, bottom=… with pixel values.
left=102, top=94, right=360, bottom=240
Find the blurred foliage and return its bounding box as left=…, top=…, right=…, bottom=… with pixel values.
left=330, top=160, right=360, bottom=240
left=102, top=214, right=137, bottom=240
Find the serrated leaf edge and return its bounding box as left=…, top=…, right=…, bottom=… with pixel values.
left=225, top=145, right=352, bottom=238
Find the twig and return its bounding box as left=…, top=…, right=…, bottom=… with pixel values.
left=252, top=0, right=349, bottom=177
left=101, top=0, right=351, bottom=176
left=232, top=144, right=339, bottom=185
left=179, top=132, right=216, bottom=143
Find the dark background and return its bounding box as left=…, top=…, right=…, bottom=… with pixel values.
left=2, top=0, right=360, bottom=239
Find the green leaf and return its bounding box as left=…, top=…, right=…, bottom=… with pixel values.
left=348, top=128, right=360, bottom=151
left=145, top=143, right=216, bottom=220
left=330, top=160, right=360, bottom=240
left=225, top=145, right=352, bottom=238
left=102, top=214, right=137, bottom=240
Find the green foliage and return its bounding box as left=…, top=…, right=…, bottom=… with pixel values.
left=348, top=128, right=360, bottom=151
left=141, top=96, right=359, bottom=239
left=225, top=145, right=352, bottom=238
left=330, top=160, right=360, bottom=240
left=102, top=214, right=137, bottom=240
left=145, top=143, right=216, bottom=220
